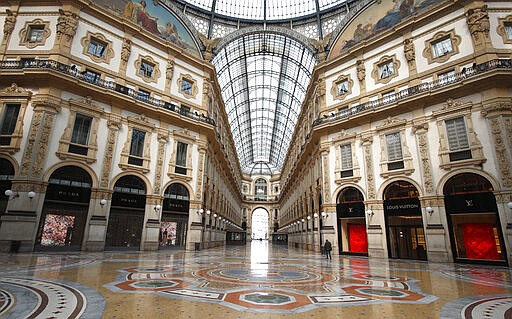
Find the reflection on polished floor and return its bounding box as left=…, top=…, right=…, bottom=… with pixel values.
left=0, top=241, right=511, bottom=319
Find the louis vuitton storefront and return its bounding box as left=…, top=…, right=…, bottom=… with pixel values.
left=443, top=173, right=507, bottom=265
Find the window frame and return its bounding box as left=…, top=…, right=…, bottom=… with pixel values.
left=423, top=29, right=461, bottom=64
left=497, top=16, right=512, bottom=44
left=433, top=99, right=486, bottom=169
left=330, top=74, right=353, bottom=101
left=371, top=55, right=401, bottom=84
left=376, top=118, right=414, bottom=178
left=168, top=129, right=196, bottom=182
left=0, top=84, right=31, bottom=154
left=80, top=31, right=114, bottom=63
left=18, top=19, right=51, bottom=49
left=177, top=74, right=198, bottom=99
left=119, top=115, right=155, bottom=173
left=56, top=97, right=103, bottom=163
left=135, top=55, right=161, bottom=83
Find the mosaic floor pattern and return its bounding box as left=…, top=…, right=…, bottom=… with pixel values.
left=0, top=241, right=510, bottom=318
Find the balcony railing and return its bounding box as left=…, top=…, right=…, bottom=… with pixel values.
left=312, top=59, right=512, bottom=127
left=0, top=59, right=216, bottom=126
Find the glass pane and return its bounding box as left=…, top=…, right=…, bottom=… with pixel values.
left=176, top=142, right=188, bottom=167
left=0, top=104, right=20, bottom=135
left=445, top=117, right=469, bottom=150
left=130, top=129, right=145, bottom=157
left=386, top=132, right=403, bottom=161
left=71, top=113, right=92, bottom=145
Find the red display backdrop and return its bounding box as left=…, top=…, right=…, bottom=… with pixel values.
left=461, top=223, right=499, bottom=260
left=348, top=224, right=368, bottom=253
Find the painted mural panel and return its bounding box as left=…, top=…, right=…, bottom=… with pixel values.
left=330, top=0, right=440, bottom=59
left=91, top=0, right=200, bottom=56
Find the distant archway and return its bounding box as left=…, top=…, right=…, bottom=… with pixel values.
left=251, top=208, right=269, bottom=240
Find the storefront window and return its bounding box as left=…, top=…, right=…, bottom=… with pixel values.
left=444, top=173, right=506, bottom=264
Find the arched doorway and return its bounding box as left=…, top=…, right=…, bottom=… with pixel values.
left=443, top=173, right=507, bottom=264
left=106, top=175, right=146, bottom=250
left=336, top=187, right=368, bottom=255
left=0, top=158, right=14, bottom=219
left=383, top=181, right=426, bottom=260
left=36, top=166, right=92, bottom=251
left=252, top=208, right=269, bottom=240
left=160, top=183, right=189, bottom=249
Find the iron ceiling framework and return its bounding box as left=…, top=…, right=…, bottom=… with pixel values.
left=212, top=32, right=317, bottom=175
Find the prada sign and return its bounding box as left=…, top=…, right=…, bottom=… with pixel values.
left=163, top=198, right=189, bottom=213
left=337, top=202, right=365, bottom=218
left=444, top=192, right=496, bottom=214
left=45, top=184, right=90, bottom=203
left=111, top=193, right=146, bottom=209
left=383, top=198, right=421, bottom=215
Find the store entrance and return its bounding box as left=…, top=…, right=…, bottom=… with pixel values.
left=106, top=210, right=144, bottom=248
left=387, top=218, right=426, bottom=260
left=106, top=175, right=146, bottom=250
left=336, top=187, right=368, bottom=255
left=160, top=183, right=190, bottom=249
left=35, top=166, right=92, bottom=251
left=384, top=181, right=426, bottom=261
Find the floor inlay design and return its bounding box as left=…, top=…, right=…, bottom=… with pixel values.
left=105, top=259, right=436, bottom=313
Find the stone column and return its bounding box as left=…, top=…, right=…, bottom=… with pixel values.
left=84, top=115, right=121, bottom=251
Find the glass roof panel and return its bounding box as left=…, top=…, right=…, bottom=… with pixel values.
left=181, top=0, right=346, bottom=21
left=213, top=32, right=316, bottom=175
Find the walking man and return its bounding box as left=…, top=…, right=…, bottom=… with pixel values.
left=324, top=239, right=332, bottom=260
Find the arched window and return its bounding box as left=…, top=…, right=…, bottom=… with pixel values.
left=113, top=175, right=146, bottom=195
left=49, top=166, right=92, bottom=188
left=337, top=187, right=364, bottom=203
left=443, top=173, right=493, bottom=195
left=384, top=181, right=419, bottom=200
left=163, top=183, right=190, bottom=213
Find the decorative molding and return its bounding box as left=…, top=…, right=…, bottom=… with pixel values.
left=56, top=9, right=78, bottom=44
left=376, top=116, right=407, bottom=132
left=371, top=55, right=400, bottom=85
left=153, top=130, right=169, bottom=195
left=3, top=9, right=16, bottom=39
left=120, top=38, right=131, bottom=71
left=403, top=38, right=416, bottom=74
left=465, top=5, right=490, bottom=49
left=99, top=115, right=121, bottom=188
left=413, top=119, right=434, bottom=195
left=81, top=31, right=114, bottom=64
left=134, top=55, right=161, bottom=84
left=18, top=18, right=51, bottom=49
left=489, top=117, right=512, bottom=188
left=422, top=29, right=461, bottom=64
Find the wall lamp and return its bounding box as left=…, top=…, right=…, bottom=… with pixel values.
left=206, top=210, right=211, bottom=215
left=507, top=201, right=512, bottom=211
left=425, top=206, right=434, bottom=216
left=28, top=191, right=36, bottom=199
left=197, top=208, right=204, bottom=215
left=366, top=210, right=374, bottom=218
left=307, top=215, right=311, bottom=220
left=301, top=218, right=305, bottom=223
left=99, top=198, right=107, bottom=206
left=213, top=213, right=218, bottom=218
left=4, top=189, right=19, bottom=199
left=313, top=212, right=319, bottom=218
left=154, top=204, right=161, bottom=213
left=321, top=211, right=327, bottom=218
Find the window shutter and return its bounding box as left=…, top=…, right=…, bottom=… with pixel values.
left=445, top=117, right=469, bottom=150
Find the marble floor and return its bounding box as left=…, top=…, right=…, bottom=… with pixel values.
left=0, top=241, right=511, bottom=319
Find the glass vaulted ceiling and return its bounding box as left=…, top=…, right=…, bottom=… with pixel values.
left=212, top=33, right=317, bottom=175
left=182, top=0, right=342, bottom=21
